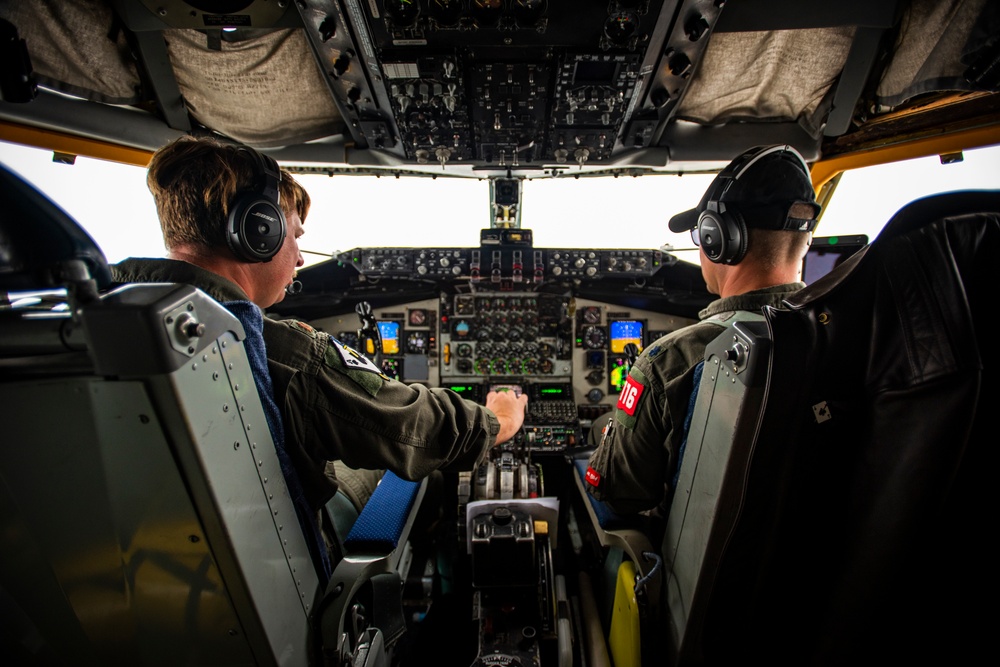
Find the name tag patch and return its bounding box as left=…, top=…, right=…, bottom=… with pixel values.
left=616, top=375, right=645, bottom=416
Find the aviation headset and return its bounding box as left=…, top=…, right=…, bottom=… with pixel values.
left=226, top=146, right=286, bottom=262
left=697, top=144, right=816, bottom=265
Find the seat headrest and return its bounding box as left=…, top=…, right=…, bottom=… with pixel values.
left=878, top=190, right=1000, bottom=241
left=0, top=161, right=112, bottom=292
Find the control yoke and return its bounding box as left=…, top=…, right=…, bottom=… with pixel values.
left=355, top=301, right=382, bottom=367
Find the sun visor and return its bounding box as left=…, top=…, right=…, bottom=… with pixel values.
left=0, top=0, right=141, bottom=105
left=674, top=27, right=856, bottom=138
left=164, top=28, right=343, bottom=147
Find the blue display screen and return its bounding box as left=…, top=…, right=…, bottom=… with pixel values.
left=609, top=320, right=643, bottom=354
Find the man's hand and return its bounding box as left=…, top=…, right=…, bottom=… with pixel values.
left=485, top=389, right=528, bottom=445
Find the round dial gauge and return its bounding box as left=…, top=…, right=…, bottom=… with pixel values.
left=408, top=308, right=428, bottom=326
left=428, top=0, right=463, bottom=26
left=582, top=306, right=601, bottom=324
left=385, top=0, right=420, bottom=27
left=604, top=11, right=639, bottom=45
left=406, top=331, right=429, bottom=353
left=513, top=0, right=546, bottom=26
left=583, top=325, right=608, bottom=349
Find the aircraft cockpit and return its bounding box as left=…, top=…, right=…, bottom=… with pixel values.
left=2, top=0, right=998, bottom=665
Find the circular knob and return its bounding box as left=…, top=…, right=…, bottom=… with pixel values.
left=574, top=257, right=586, bottom=268
left=492, top=507, right=512, bottom=525
left=726, top=345, right=745, bottom=365
left=176, top=313, right=205, bottom=339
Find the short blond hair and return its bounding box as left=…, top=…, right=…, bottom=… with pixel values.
left=146, top=136, right=310, bottom=250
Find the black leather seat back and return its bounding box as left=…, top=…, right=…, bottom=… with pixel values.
left=699, top=190, right=1000, bottom=665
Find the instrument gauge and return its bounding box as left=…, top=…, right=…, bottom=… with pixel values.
left=507, top=358, right=524, bottom=375
left=513, top=0, right=546, bottom=26
left=455, top=295, right=476, bottom=315
left=604, top=10, right=639, bottom=45
left=338, top=332, right=360, bottom=350
left=583, top=325, right=608, bottom=349
left=408, top=308, right=428, bottom=326
left=582, top=306, right=601, bottom=324
left=428, top=0, right=463, bottom=26
left=385, top=0, right=420, bottom=27
left=405, top=331, right=430, bottom=354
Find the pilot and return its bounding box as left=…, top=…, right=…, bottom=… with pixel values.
left=584, top=144, right=819, bottom=517
left=111, top=136, right=528, bottom=561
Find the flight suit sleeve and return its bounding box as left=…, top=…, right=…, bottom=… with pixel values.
left=280, top=327, right=500, bottom=482
left=584, top=339, right=704, bottom=515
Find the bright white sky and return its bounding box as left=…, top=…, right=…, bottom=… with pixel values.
left=2, top=140, right=999, bottom=268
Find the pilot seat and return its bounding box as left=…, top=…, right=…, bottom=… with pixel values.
left=0, top=162, right=424, bottom=666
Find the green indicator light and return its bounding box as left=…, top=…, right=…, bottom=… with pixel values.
left=827, top=237, right=839, bottom=245
left=541, top=388, right=562, bottom=394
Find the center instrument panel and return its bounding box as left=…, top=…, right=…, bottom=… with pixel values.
left=304, top=242, right=700, bottom=451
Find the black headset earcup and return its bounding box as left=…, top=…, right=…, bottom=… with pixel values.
left=226, top=148, right=286, bottom=262
left=227, top=194, right=286, bottom=262
left=698, top=205, right=747, bottom=265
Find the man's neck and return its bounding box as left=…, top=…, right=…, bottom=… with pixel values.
left=715, top=265, right=800, bottom=299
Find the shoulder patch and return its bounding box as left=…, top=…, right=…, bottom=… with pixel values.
left=617, top=374, right=645, bottom=416
left=614, top=368, right=648, bottom=430
left=329, top=337, right=385, bottom=375
left=323, top=337, right=387, bottom=397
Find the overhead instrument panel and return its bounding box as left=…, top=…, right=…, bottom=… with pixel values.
left=347, top=0, right=672, bottom=168
left=337, top=247, right=665, bottom=282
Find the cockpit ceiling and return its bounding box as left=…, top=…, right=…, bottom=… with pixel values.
left=0, top=0, right=997, bottom=174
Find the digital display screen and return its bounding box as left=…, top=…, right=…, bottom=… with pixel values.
left=609, top=320, right=643, bottom=354
left=446, top=383, right=484, bottom=402
left=802, top=235, right=868, bottom=284
left=573, top=60, right=619, bottom=85
left=378, top=321, right=400, bottom=355
left=608, top=357, right=629, bottom=394
left=530, top=383, right=572, bottom=401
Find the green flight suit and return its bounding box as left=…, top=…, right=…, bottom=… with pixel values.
left=585, top=283, right=804, bottom=516
left=112, top=258, right=500, bottom=514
